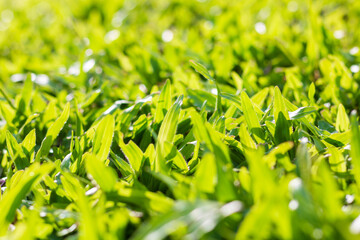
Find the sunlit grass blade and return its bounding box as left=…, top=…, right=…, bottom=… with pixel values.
left=61, top=173, right=99, bottom=240
left=274, top=87, right=291, bottom=144
left=85, top=153, right=117, bottom=192
left=0, top=163, right=54, bottom=235
left=154, top=79, right=172, bottom=124
left=190, top=110, right=237, bottom=201
left=155, top=95, right=183, bottom=173
left=35, top=102, right=70, bottom=162
left=119, top=138, right=144, bottom=175
left=5, top=131, right=28, bottom=170
left=92, top=114, right=115, bottom=162
left=336, top=104, right=350, bottom=133
left=16, top=74, right=33, bottom=115
left=240, top=91, right=264, bottom=143
left=189, top=60, right=215, bottom=82
left=350, top=111, right=360, bottom=190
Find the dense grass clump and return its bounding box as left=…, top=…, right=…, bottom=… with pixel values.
left=1, top=0, right=360, bottom=239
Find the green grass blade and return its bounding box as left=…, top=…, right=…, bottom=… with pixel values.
left=351, top=111, right=360, bottom=191
left=155, top=95, right=183, bottom=173
left=240, top=91, right=264, bottom=142
left=0, top=163, right=54, bottom=235
left=119, top=138, right=144, bottom=174
left=92, top=114, right=115, bottom=162
left=155, top=79, right=172, bottom=124
left=5, top=131, right=28, bottom=170
left=85, top=153, right=117, bottom=192
left=35, top=102, right=70, bottom=162
left=336, top=104, right=350, bottom=133
left=189, top=60, right=215, bottom=82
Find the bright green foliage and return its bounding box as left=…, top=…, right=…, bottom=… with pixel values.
left=92, top=114, right=115, bottom=161
left=0, top=163, right=54, bottom=235
left=1, top=0, right=360, bottom=239
left=337, top=104, right=350, bottom=132
left=240, top=91, right=264, bottom=143
left=35, top=102, right=70, bottom=162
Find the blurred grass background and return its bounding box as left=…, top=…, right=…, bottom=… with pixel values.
left=1, top=0, right=360, bottom=100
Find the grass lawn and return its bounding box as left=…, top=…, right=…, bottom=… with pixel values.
left=1, top=0, right=360, bottom=239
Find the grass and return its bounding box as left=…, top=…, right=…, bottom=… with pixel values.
left=1, top=0, right=360, bottom=239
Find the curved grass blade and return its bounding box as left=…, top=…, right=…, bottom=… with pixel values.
left=336, top=104, right=350, bottom=133
left=5, top=131, right=28, bottom=170
left=155, top=95, right=183, bottom=173
left=85, top=153, right=117, bottom=192
left=240, top=91, right=264, bottom=143
left=0, top=163, right=54, bottom=235
left=35, top=102, right=70, bottom=162
left=155, top=79, right=172, bottom=124
left=92, top=114, right=115, bottom=162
